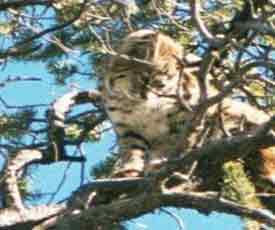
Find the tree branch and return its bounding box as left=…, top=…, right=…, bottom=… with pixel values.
left=52, top=191, right=275, bottom=229
left=189, top=0, right=224, bottom=47
left=0, top=0, right=53, bottom=11
left=46, top=90, right=102, bottom=163
left=157, top=116, right=275, bottom=180
left=3, top=149, right=43, bottom=210
left=0, top=148, right=66, bottom=229
left=4, top=0, right=88, bottom=55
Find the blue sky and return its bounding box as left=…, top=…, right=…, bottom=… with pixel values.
left=0, top=60, right=243, bottom=230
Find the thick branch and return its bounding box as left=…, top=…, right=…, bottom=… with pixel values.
left=158, top=116, right=275, bottom=179
left=80, top=177, right=148, bottom=191
left=2, top=136, right=275, bottom=230
left=0, top=204, right=66, bottom=230
left=0, top=0, right=52, bottom=11
left=46, top=90, right=102, bottom=163
left=189, top=0, right=224, bottom=47
left=234, top=20, right=275, bottom=37
left=3, top=149, right=43, bottom=210
left=0, top=149, right=66, bottom=229
left=52, top=191, right=275, bottom=229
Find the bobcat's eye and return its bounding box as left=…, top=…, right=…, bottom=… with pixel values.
left=150, top=79, right=165, bottom=88
left=128, top=47, right=147, bottom=59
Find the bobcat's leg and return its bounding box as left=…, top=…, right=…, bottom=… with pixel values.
left=112, top=147, right=145, bottom=177
left=112, top=133, right=150, bottom=177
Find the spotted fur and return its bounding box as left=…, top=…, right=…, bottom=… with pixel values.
left=101, top=29, right=275, bottom=182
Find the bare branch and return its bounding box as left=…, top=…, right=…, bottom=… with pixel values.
left=0, top=97, right=48, bottom=109
left=0, top=76, right=41, bottom=88
left=51, top=191, right=275, bottom=229
left=234, top=20, right=275, bottom=37
left=4, top=0, right=88, bottom=55
left=46, top=90, right=102, bottom=163
left=0, top=204, right=66, bottom=229
left=160, top=208, right=185, bottom=230
left=0, top=0, right=53, bottom=11
left=160, top=116, right=275, bottom=180
left=84, top=177, right=148, bottom=190
left=189, top=0, right=224, bottom=47
left=0, top=149, right=66, bottom=229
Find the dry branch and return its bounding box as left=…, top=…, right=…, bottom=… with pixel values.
left=46, top=90, right=102, bottom=163
left=51, top=191, right=275, bottom=230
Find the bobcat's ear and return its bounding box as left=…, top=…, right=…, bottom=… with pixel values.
left=258, top=147, right=275, bottom=184
left=152, top=33, right=183, bottom=75
left=155, top=33, right=183, bottom=58
left=110, top=30, right=157, bottom=69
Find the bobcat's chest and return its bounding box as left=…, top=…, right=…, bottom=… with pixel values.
left=103, top=73, right=184, bottom=140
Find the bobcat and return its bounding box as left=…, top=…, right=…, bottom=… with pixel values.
left=101, top=29, right=275, bottom=183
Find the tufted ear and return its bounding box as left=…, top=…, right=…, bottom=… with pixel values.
left=258, top=147, right=275, bottom=184
left=109, top=30, right=156, bottom=71
left=109, top=30, right=183, bottom=76
left=152, top=33, right=183, bottom=76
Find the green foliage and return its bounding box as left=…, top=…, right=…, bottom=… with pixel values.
left=222, top=161, right=259, bottom=205
left=66, top=113, right=105, bottom=141
left=65, top=124, right=82, bottom=140
left=0, top=109, right=35, bottom=139
left=222, top=161, right=262, bottom=230
left=91, top=152, right=120, bottom=178
left=18, top=177, right=32, bottom=198
left=0, top=21, right=16, bottom=35
left=65, top=123, right=102, bottom=142
left=53, top=0, right=84, bottom=22
left=47, top=59, right=79, bottom=84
